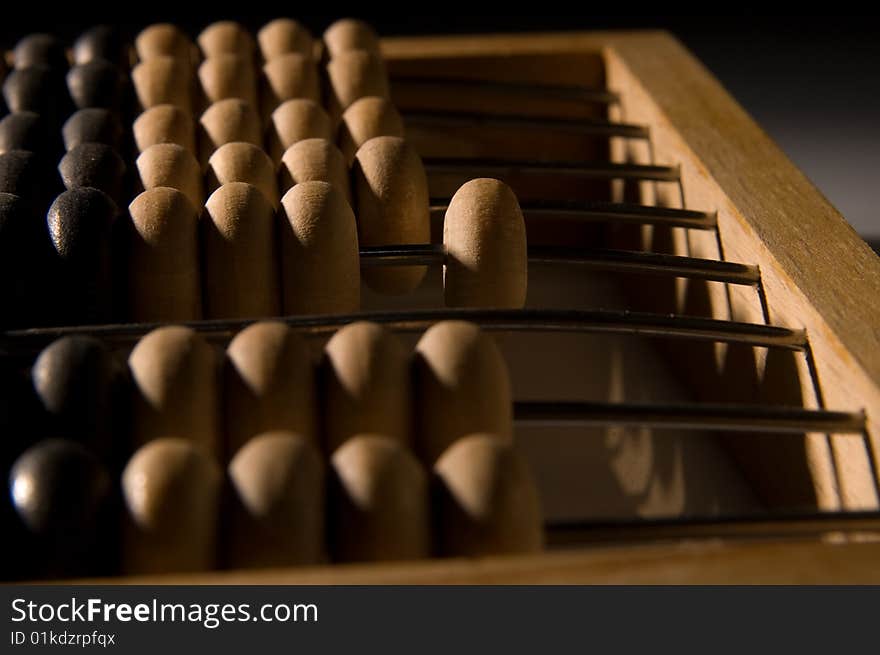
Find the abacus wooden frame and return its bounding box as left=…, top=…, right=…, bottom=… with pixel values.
left=70, top=30, right=880, bottom=583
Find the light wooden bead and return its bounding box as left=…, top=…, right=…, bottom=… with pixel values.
left=128, top=326, right=220, bottom=454
left=198, top=21, right=255, bottom=60
left=329, top=434, right=430, bottom=562
left=338, top=95, right=404, bottom=164
left=325, top=49, right=390, bottom=120
left=226, top=431, right=325, bottom=568
left=353, top=136, right=430, bottom=294
left=122, top=438, right=221, bottom=574
left=278, top=138, right=349, bottom=202
left=322, top=19, right=380, bottom=59
left=202, top=182, right=280, bottom=320
left=198, top=98, right=261, bottom=166
left=206, top=142, right=278, bottom=207
left=443, top=178, right=527, bottom=308
left=434, top=433, right=543, bottom=556
left=321, top=322, right=412, bottom=453
left=136, top=143, right=203, bottom=209
left=224, top=321, right=318, bottom=455
left=267, top=98, right=333, bottom=162
left=127, top=187, right=202, bottom=322
left=279, top=180, right=360, bottom=315
left=133, top=104, right=196, bottom=153
left=135, top=23, right=193, bottom=63
left=258, top=18, right=314, bottom=61
left=414, top=321, right=513, bottom=463
left=132, top=56, right=193, bottom=112
left=260, top=53, right=320, bottom=120
left=198, top=54, right=257, bottom=108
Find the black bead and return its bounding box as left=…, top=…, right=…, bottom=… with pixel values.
left=73, top=26, right=129, bottom=68
left=61, top=108, right=123, bottom=151
left=45, top=188, right=118, bottom=325
left=9, top=438, right=117, bottom=578
left=58, top=143, right=127, bottom=204
left=0, top=112, right=49, bottom=154
left=13, top=34, right=68, bottom=71
left=67, top=59, right=125, bottom=110
left=32, top=336, right=129, bottom=461
left=0, top=149, right=59, bottom=215
left=3, top=66, right=72, bottom=125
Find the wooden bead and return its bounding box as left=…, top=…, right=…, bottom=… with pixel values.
left=224, top=321, right=317, bottom=456
left=414, top=321, right=513, bottom=463
left=338, top=95, right=405, bottom=164
left=59, top=142, right=127, bottom=204
left=132, top=56, right=193, bottom=112
left=121, top=437, right=220, bottom=574
left=279, top=180, right=360, bottom=315
left=3, top=66, right=71, bottom=122
left=128, top=326, right=219, bottom=454
left=433, top=433, right=543, bottom=556
left=443, top=178, right=527, bottom=308
left=198, top=21, right=255, bottom=60
left=1, top=111, right=53, bottom=154
left=198, top=98, right=261, bottom=165
left=32, top=335, right=128, bottom=459
left=353, top=136, right=430, bottom=294
left=322, top=19, right=380, bottom=59
left=62, top=108, right=123, bottom=151
left=72, top=25, right=129, bottom=67
left=133, top=104, right=196, bottom=154
left=0, top=149, right=55, bottom=213
left=198, top=54, right=257, bottom=108
left=135, top=23, right=193, bottom=63
left=205, top=142, right=278, bottom=208
left=260, top=53, right=320, bottom=120
left=66, top=59, right=125, bottom=110
left=329, top=434, right=430, bottom=562
left=135, top=143, right=203, bottom=210
left=13, top=33, right=68, bottom=70
left=10, top=439, right=116, bottom=578
left=46, top=187, right=117, bottom=324
left=202, top=182, right=280, bottom=319
left=258, top=19, right=314, bottom=61
left=321, top=321, right=412, bottom=453
left=225, top=431, right=325, bottom=568
left=325, top=49, right=390, bottom=119
left=267, top=98, right=333, bottom=162
left=278, top=138, right=349, bottom=202
left=126, top=187, right=202, bottom=321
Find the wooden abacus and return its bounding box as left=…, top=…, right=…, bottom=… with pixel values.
left=1, top=20, right=879, bottom=585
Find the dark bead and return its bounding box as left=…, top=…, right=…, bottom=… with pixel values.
left=13, top=34, right=68, bottom=71
left=46, top=188, right=117, bottom=325
left=73, top=25, right=129, bottom=68
left=32, top=336, right=129, bottom=461
left=58, top=143, right=127, bottom=204
left=0, top=149, right=59, bottom=215
left=67, top=59, right=125, bottom=110
left=0, top=111, right=48, bottom=154
left=3, top=66, right=72, bottom=125
left=61, top=108, right=123, bottom=151
left=9, top=438, right=117, bottom=578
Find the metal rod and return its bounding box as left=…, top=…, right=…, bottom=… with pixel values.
left=544, top=510, right=880, bottom=546
left=424, top=158, right=681, bottom=182
left=430, top=200, right=718, bottom=230
left=403, top=110, right=649, bottom=140
left=0, top=308, right=807, bottom=351
left=514, top=400, right=865, bottom=434
left=360, top=244, right=760, bottom=286
left=390, top=75, right=620, bottom=105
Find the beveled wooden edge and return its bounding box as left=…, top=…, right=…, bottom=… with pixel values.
left=55, top=538, right=880, bottom=585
